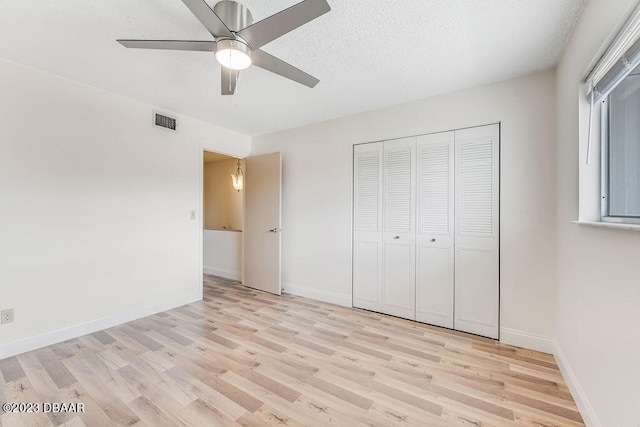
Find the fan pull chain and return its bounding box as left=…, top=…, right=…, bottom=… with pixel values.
left=234, top=72, right=238, bottom=107
left=586, top=88, right=594, bottom=165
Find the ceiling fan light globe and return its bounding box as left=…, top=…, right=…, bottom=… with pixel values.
left=215, top=39, right=252, bottom=71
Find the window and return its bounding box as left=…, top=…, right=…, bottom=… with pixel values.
left=601, top=64, right=640, bottom=224
left=583, top=2, right=640, bottom=226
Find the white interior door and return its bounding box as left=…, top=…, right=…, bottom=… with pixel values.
left=454, top=124, right=499, bottom=339
left=353, top=143, right=383, bottom=312
left=243, top=152, right=282, bottom=295
left=415, top=132, right=455, bottom=328
left=382, top=137, right=416, bottom=320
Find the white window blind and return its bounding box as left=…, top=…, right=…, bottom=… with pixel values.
left=586, top=1, right=640, bottom=102
left=585, top=1, right=640, bottom=164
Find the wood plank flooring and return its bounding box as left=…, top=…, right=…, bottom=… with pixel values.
left=0, top=275, right=583, bottom=426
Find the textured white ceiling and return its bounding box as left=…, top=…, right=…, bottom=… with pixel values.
left=0, top=0, right=584, bottom=136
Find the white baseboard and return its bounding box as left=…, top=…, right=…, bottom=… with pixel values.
left=500, top=327, right=554, bottom=353
left=553, top=338, right=601, bottom=427
left=0, top=292, right=201, bottom=360
left=282, top=282, right=352, bottom=307
left=203, top=266, right=241, bottom=281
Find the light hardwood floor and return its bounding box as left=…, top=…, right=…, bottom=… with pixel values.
left=0, top=275, right=583, bottom=426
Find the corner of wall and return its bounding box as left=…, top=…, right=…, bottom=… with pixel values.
left=552, top=338, right=602, bottom=427
left=500, top=328, right=554, bottom=354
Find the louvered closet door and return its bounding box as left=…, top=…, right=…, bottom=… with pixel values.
left=382, top=137, right=416, bottom=320
left=415, top=132, right=455, bottom=328
left=454, top=124, right=500, bottom=339
left=353, top=143, right=383, bottom=312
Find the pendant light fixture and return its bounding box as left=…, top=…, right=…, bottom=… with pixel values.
left=231, top=159, right=244, bottom=191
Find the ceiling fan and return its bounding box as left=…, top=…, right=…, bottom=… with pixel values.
left=117, top=0, right=330, bottom=95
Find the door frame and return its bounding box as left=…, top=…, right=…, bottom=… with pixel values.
left=199, top=148, right=246, bottom=297
left=200, top=148, right=283, bottom=297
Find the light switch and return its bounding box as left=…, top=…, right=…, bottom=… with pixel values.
left=190, top=210, right=196, bottom=220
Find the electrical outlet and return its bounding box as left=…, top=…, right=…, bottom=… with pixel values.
left=1, top=308, right=14, bottom=325
left=190, top=210, right=196, bottom=220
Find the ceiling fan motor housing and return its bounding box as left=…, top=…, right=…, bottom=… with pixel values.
left=213, top=1, right=253, bottom=33
left=213, top=1, right=254, bottom=70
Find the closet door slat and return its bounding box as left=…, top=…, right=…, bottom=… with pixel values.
left=353, top=143, right=384, bottom=312
left=415, top=132, right=455, bottom=328
left=454, top=124, right=500, bottom=339
left=382, top=137, right=416, bottom=320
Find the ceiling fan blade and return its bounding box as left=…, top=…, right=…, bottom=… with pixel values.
left=221, top=67, right=239, bottom=95
left=252, top=49, right=319, bottom=88
left=237, top=0, right=330, bottom=50
left=117, top=40, right=217, bottom=51
left=181, top=0, right=233, bottom=38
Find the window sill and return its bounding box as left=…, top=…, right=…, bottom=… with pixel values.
left=572, top=220, right=640, bottom=232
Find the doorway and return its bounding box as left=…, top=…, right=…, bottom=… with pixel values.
left=202, top=150, right=244, bottom=281
left=201, top=150, right=283, bottom=295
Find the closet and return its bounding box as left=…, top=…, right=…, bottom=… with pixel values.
left=353, top=124, right=499, bottom=339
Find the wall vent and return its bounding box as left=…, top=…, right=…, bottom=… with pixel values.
left=153, top=111, right=177, bottom=132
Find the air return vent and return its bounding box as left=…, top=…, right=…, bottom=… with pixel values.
left=153, top=111, right=177, bottom=132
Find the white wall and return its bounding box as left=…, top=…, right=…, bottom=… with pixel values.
left=203, top=159, right=244, bottom=231
left=555, top=0, right=640, bottom=426
left=252, top=70, right=558, bottom=352
left=0, top=59, right=250, bottom=358
left=203, top=230, right=242, bottom=280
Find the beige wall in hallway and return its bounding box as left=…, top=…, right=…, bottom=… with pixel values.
left=203, top=158, right=244, bottom=231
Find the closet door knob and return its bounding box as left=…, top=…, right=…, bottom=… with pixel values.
left=394, top=236, right=400, bottom=240
left=431, top=238, right=436, bottom=242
